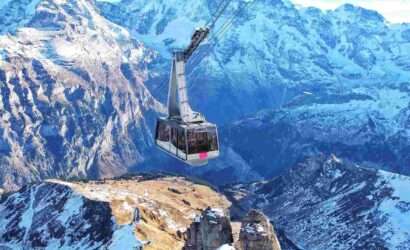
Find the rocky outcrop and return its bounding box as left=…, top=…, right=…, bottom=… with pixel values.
left=236, top=210, right=281, bottom=250
left=184, top=207, right=282, bottom=250
left=54, top=176, right=231, bottom=250
left=184, top=207, right=233, bottom=250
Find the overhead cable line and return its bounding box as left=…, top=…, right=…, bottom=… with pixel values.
left=186, top=0, right=258, bottom=82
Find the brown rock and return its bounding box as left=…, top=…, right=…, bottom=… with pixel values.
left=237, top=210, right=281, bottom=250
left=184, top=207, right=234, bottom=250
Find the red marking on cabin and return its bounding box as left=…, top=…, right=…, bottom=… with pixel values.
left=199, top=152, right=208, bottom=160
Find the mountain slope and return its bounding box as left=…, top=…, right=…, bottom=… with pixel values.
left=225, top=155, right=410, bottom=249
left=0, top=175, right=231, bottom=250
left=0, top=0, right=162, bottom=190
left=213, top=96, right=410, bottom=183
left=0, top=182, right=141, bottom=249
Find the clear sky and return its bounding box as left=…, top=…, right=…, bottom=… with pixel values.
left=291, top=0, right=410, bottom=23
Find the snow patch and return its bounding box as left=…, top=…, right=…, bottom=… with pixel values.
left=108, top=225, right=142, bottom=250
left=0, top=0, right=12, bottom=10
left=27, top=0, right=41, bottom=14
left=138, top=16, right=204, bottom=56
left=19, top=186, right=37, bottom=244
left=206, top=208, right=225, bottom=218
left=57, top=195, right=84, bottom=224
left=217, top=244, right=235, bottom=250
left=378, top=171, right=410, bottom=248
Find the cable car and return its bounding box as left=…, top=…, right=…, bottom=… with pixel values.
left=155, top=118, right=219, bottom=166
left=154, top=27, right=220, bottom=166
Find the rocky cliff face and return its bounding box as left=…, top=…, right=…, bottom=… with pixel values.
left=0, top=182, right=141, bottom=249
left=237, top=210, right=281, bottom=250
left=184, top=207, right=234, bottom=250
left=184, top=207, right=282, bottom=250
left=225, top=155, right=410, bottom=250
left=0, top=0, right=162, bottom=191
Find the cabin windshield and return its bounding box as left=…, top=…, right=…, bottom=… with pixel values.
left=187, top=126, right=218, bottom=154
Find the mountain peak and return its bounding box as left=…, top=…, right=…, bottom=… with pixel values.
left=334, top=3, right=385, bottom=23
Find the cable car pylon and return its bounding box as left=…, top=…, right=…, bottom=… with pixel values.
left=154, top=27, right=219, bottom=166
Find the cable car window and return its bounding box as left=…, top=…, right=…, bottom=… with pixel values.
left=187, top=126, right=218, bottom=154
left=188, top=130, right=208, bottom=154
left=171, top=127, right=178, bottom=148
left=177, top=128, right=187, bottom=153
left=208, top=127, right=219, bottom=151
left=157, top=121, right=170, bottom=142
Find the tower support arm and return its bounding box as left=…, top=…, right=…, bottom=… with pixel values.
left=183, top=27, right=210, bottom=61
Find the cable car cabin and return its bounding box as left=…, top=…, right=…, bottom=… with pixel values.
left=155, top=117, right=219, bottom=166
left=155, top=26, right=219, bottom=166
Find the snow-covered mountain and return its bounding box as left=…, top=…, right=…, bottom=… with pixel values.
left=94, top=0, right=410, bottom=182
left=98, top=0, right=410, bottom=124
left=225, top=155, right=410, bottom=249
left=0, top=182, right=141, bottom=249
left=0, top=0, right=163, bottom=190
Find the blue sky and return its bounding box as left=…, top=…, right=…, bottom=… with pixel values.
left=291, top=0, right=410, bottom=23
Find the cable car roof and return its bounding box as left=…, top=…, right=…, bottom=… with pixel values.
left=158, top=116, right=216, bottom=129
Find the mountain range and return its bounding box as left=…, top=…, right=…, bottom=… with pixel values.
left=1, top=0, right=410, bottom=190
left=1, top=0, right=410, bottom=248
